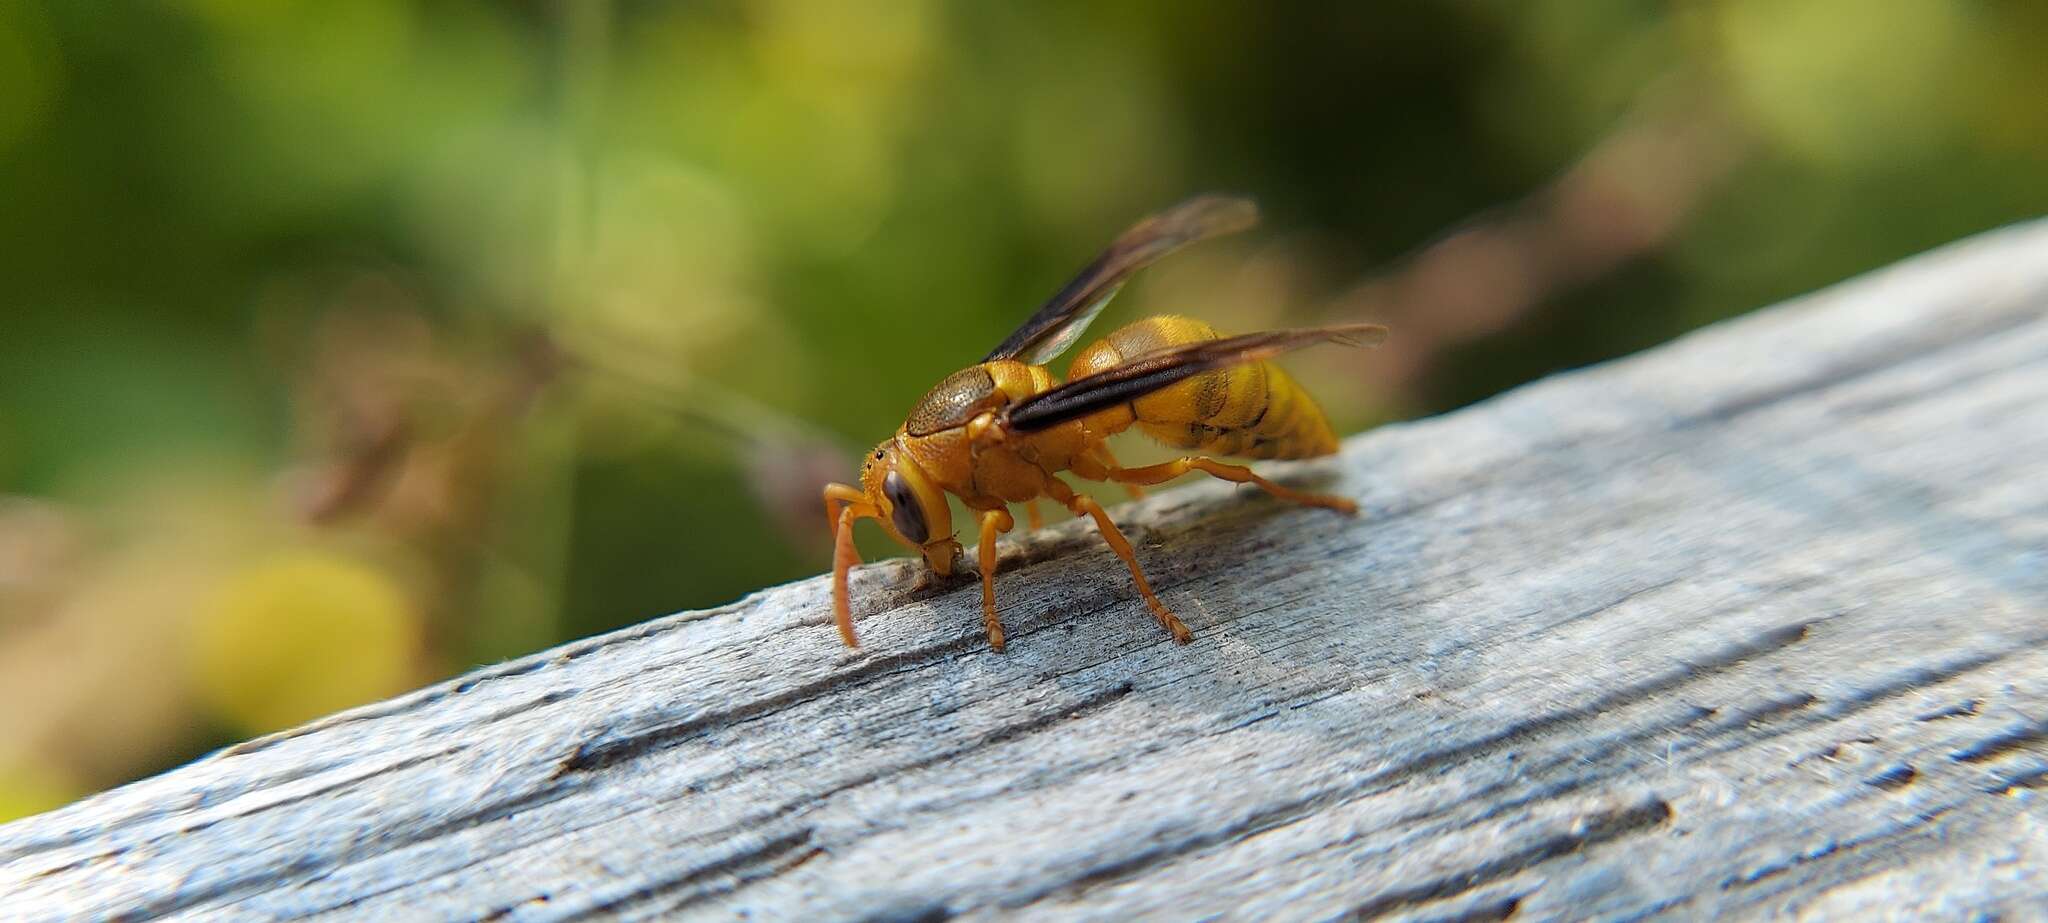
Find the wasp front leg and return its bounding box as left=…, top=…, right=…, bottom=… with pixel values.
left=824, top=482, right=877, bottom=648
left=823, top=482, right=867, bottom=532
left=910, top=539, right=966, bottom=593
left=976, top=508, right=1015, bottom=651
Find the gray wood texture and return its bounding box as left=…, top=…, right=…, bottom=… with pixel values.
left=5, top=220, right=2048, bottom=921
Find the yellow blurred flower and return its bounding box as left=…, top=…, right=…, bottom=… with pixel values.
left=190, top=553, right=422, bottom=734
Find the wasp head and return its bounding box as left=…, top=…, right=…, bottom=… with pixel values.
left=860, top=440, right=959, bottom=575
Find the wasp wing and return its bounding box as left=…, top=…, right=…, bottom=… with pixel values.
left=1003, top=323, right=1388, bottom=433
left=984, top=195, right=1261, bottom=365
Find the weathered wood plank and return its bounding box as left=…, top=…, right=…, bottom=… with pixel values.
left=4, top=220, right=2048, bottom=921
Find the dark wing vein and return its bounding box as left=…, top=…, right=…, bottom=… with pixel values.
left=1003, top=323, right=1388, bottom=433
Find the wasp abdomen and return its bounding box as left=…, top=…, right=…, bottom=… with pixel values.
left=1067, top=315, right=1339, bottom=459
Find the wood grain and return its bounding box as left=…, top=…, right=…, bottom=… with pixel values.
left=4, top=220, right=2047, bottom=921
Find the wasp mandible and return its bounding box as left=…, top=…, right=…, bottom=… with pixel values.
left=823, top=195, right=1387, bottom=652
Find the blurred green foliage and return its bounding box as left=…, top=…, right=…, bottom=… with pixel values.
left=1, top=1, right=2043, bottom=820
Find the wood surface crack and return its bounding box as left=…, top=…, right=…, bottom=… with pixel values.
left=1426, top=642, right=2028, bottom=860
left=1947, top=717, right=2048, bottom=764
left=284, top=681, right=1143, bottom=919
left=1823, top=345, right=2048, bottom=420
left=1669, top=307, right=2044, bottom=430
left=666, top=680, right=1141, bottom=846
left=1718, top=805, right=1955, bottom=893
left=554, top=827, right=818, bottom=920
left=1011, top=621, right=1813, bottom=906
left=552, top=634, right=991, bottom=776
left=207, top=784, right=582, bottom=921
left=1338, top=796, right=1674, bottom=921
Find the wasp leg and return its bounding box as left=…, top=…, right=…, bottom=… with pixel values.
left=976, top=508, right=1015, bottom=651
left=1107, top=457, right=1356, bottom=514
left=823, top=482, right=877, bottom=648
left=1096, top=446, right=1146, bottom=501
left=1043, top=478, right=1192, bottom=644
left=830, top=502, right=875, bottom=648
left=909, top=538, right=967, bottom=594
left=1023, top=500, right=1045, bottom=531
left=823, top=482, right=866, bottom=531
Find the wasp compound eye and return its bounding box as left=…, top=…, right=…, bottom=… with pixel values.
left=882, top=470, right=929, bottom=544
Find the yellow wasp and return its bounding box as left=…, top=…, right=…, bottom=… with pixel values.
left=824, top=195, right=1387, bottom=651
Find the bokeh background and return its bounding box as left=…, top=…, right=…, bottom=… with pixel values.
left=2, top=1, right=2044, bottom=820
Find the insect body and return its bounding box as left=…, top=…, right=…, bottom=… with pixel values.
left=823, top=196, right=1387, bottom=651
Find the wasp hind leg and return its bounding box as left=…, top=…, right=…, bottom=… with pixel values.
left=1093, top=446, right=1146, bottom=501
left=976, top=508, right=1015, bottom=651
left=1106, top=456, right=1356, bottom=514
left=1042, top=479, right=1192, bottom=644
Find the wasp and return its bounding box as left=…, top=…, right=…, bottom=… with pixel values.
left=823, top=195, right=1387, bottom=651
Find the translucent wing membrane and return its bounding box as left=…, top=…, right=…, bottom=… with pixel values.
left=984, top=195, right=1261, bottom=365
left=1003, top=323, right=1389, bottom=433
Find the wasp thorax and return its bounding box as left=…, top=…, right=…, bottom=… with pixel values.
left=904, top=366, right=1001, bottom=436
